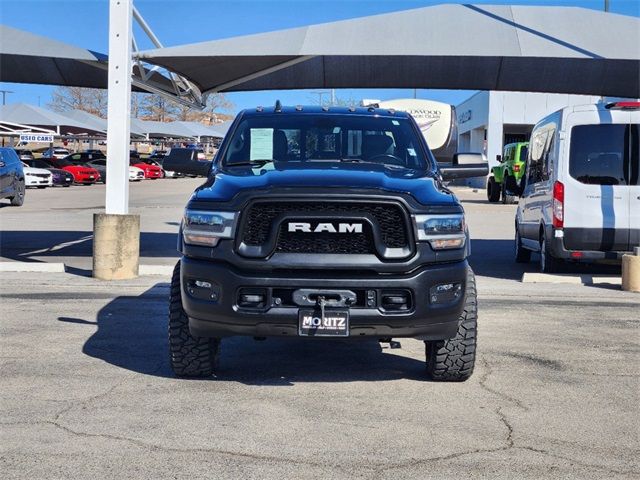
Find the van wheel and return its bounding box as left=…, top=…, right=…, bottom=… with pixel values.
left=169, top=262, right=220, bottom=377
left=515, top=227, right=531, bottom=263
left=487, top=177, right=501, bottom=202
left=9, top=180, right=25, bottom=206
left=425, top=268, right=477, bottom=382
left=540, top=237, right=562, bottom=273
left=502, top=177, right=517, bottom=204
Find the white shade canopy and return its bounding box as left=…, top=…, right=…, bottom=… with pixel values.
left=137, top=4, right=640, bottom=98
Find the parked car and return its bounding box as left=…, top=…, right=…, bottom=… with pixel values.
left=22, top=162, right=53, bottom=188
left=129, top=165, right=145, bottom=181
left=22, top=159, right=73, bottom=187
left=149, top=149, right=167, bottom=159
left=84, top=149, right=105, bottom=156
left=130, top=158, right=163, bottom=179
left=515, top=101, right=640, bottom=272
left=168, top=104, right=489, bottom=379
left=64, top=152, right=106, bottom=163
left=162, top=147, right=211, bottom=177
left=0, top=147, right=25, bottom=206
left=84, top=158, right=145, bottom=183
left=147, top=152, right=183, bottom=178
left=43, top=157, right=100, bottom=184
left=14, top=149, right=35, bottom=161
left=42, top=147, right=71, bottom=159
left=487, top=141, right=528, bottom=204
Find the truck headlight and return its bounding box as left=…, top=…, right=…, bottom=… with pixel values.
left=182, top=210, right=237, bottom=247
left=412, top=214, right=466, bottom=250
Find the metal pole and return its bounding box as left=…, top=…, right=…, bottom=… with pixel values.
left=105, top=0, right=133, bottom=215
left=604, top=0, right=609, bottom=12
left=0, top=90, right=14, bottom=105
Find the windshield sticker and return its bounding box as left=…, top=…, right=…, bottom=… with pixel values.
left=250, top=128, right=274, bottom=160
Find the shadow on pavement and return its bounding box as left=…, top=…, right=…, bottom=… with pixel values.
left=66, top=283, right=427, bottom=384
left=469, top=239, right=621, bottom=280
left=0, top=230, right=179, bottom=262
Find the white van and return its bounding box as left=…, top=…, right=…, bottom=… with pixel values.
left=514, top=102, right=639, bottom=272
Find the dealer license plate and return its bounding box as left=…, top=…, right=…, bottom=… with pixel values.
left=298, top=309, right=349, bottom=337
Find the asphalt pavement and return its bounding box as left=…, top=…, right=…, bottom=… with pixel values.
left=1, top=181, right=638, bottom=479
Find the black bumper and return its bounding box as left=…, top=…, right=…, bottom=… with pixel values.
left=180, top=257, right=469, bottom=340
left=550, top=228, right=633, bottom=263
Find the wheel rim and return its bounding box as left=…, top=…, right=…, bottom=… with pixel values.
left=17, top=183, right=24, bottom=200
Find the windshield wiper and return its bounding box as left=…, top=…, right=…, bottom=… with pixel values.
left=225, top=159, right=274, bottom=167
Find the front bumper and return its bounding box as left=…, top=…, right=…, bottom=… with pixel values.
left=180, top=257, right=469, bottom=340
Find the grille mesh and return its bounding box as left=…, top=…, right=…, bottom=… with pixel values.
left=241, top=201, right=408, bottom=254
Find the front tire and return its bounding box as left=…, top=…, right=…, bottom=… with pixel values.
left=487, top=177, right=501, bottom=202
left=425, top=268, right=477, bottom=382
left=9, top=180, right=25, bottom=206
left=169, top=262, right=220, bottom=377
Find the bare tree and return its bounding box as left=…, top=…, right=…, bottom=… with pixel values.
left=131, top=92, right=146, bottom=118
left=138, top=94, right=178, bottom=122
left=48, top=86, right=108, bottom=117
left=172, top=93, right=234, bottom=123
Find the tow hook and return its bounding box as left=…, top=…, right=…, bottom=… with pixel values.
left=379, top=338, right=402, bottom=349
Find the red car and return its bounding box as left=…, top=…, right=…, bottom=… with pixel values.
left=130, top=159, right=164, bottom=179
left=43, top=158, right=100, bottom=184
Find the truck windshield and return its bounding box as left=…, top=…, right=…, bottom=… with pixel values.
left=222, top=114, right=430, bottom=169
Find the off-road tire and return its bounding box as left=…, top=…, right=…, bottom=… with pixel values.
left=9, top=180, right=25, bottom=206
left=540, top=236, right=563, bottom=274
left=502, top=176, right=517, bottom=204
left=515, top=227, right=531, bottom=263
left=169, top=261, right=220, bottom=377
left=425, top=268, right=477, bottom=381
left=487, top=177, right=501, bottom=202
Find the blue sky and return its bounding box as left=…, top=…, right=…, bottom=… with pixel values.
left=1, top=0, right=638, bottom=113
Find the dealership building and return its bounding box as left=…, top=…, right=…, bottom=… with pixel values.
left=455, top=91, right=602, bottom=173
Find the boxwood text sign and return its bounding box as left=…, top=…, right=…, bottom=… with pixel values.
left=19, top=134, right=54, bottom=143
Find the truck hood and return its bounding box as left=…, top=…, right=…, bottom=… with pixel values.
left=193, top=163, right=457, bottom=206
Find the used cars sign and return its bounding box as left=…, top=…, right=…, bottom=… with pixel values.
left=19, top=134, right=54, bottom=143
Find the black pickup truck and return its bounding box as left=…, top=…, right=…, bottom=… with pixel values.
left=170, top=104, right=487, bottom=381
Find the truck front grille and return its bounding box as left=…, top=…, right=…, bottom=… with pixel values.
left=240, top=200, right=409, bottom=255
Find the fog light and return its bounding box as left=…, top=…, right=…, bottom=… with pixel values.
left=429, top=283, right=462, bottom=304
left=237, top=288, right=268, bottom=309
left=186, top=279, right=220, bottom=301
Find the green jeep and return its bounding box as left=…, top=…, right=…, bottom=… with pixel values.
left=486, top=141, right=528, bottom=204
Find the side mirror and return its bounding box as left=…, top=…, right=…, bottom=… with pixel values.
left=496, top=154, right=503, bottom=163
left=440, top=152, right=489, bottom=181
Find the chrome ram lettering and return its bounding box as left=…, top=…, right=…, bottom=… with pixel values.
left=288, top=222, right=363, bottom=233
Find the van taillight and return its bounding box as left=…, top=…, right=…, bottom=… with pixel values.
left=552, top=181, right=564, bottom=228
left=513, top=164, right=520, bottom=173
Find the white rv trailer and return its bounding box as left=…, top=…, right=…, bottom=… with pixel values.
left=362, top=98, right=458, bottom=164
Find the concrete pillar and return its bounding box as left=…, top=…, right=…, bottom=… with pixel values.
left=622, top=248, right=640, bottom=293
left=93, top=213, right=140, bottom=280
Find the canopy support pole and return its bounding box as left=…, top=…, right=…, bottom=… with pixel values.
left=94, top=0, right=139, bottom=280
